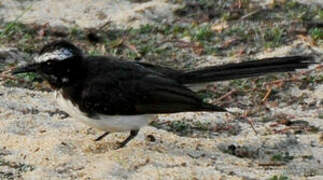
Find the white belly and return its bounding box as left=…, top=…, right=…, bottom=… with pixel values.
left=55, top=91, right=154, bottom=132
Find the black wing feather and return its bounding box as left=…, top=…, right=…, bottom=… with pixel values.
left=77, top=58, right=224, bottom=115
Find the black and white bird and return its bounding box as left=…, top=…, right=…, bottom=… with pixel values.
left=12, top=40, right=313, bottom=148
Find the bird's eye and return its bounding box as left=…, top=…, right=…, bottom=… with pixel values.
left=42, top=61, right=56, bottom=73
left=46, top=61, right=56, bottom=67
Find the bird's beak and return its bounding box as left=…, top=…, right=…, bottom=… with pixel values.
left=11, top=63, right=40, bottom=75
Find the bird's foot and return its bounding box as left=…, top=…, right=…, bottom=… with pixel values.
left=94, top=131, right=110, bottom=141
left=115, top=130, right=139, bottom=149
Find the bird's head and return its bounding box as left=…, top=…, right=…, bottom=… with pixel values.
left=12, top=40, right=84, bottom=88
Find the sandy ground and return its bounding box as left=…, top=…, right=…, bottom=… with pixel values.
left=0, top=81, right=322, bottom=179
left=0, top=0, right=322, bottom=29
left=0, top=0, right=323, bottom=179
left=0, top=0, right=178, bottom=28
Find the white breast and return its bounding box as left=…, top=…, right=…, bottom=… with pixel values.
left=55, top=91, right=154, bottom=132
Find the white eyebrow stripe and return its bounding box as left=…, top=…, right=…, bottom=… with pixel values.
left=35, top=48, right=73, bottom=63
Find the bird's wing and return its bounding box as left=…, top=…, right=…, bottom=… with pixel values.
left=79, top=69, right=224, bottom=115
left=136, top=62, right=184, bottom=80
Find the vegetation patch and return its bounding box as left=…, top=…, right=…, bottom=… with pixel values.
left=0, top=158, right=34, bottom=180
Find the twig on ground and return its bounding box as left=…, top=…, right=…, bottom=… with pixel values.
left=217, top=89, right=236, bottom=101
left=240, top=9, right=261, bottom=20
left=262, top=86, right=272, bottom=102
left=258, top=163, right=286, bottom=166
left=123, top=40, right=141, bottom=57
left=246, top=117, right=258, bottom=135
left=98, top=19, right=112, bottom=31
left=239, top=111, right=258, bottom=135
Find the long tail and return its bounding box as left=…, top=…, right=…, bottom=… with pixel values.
left=178, top=56, right=314, bottom=84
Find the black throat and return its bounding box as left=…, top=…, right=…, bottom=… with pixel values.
left=41, top=56, right=85, bottom=90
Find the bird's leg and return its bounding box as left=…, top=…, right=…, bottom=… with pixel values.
left=94, top=131, right=110, bottom=141
left=118, top=130, right=139, bottom=148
